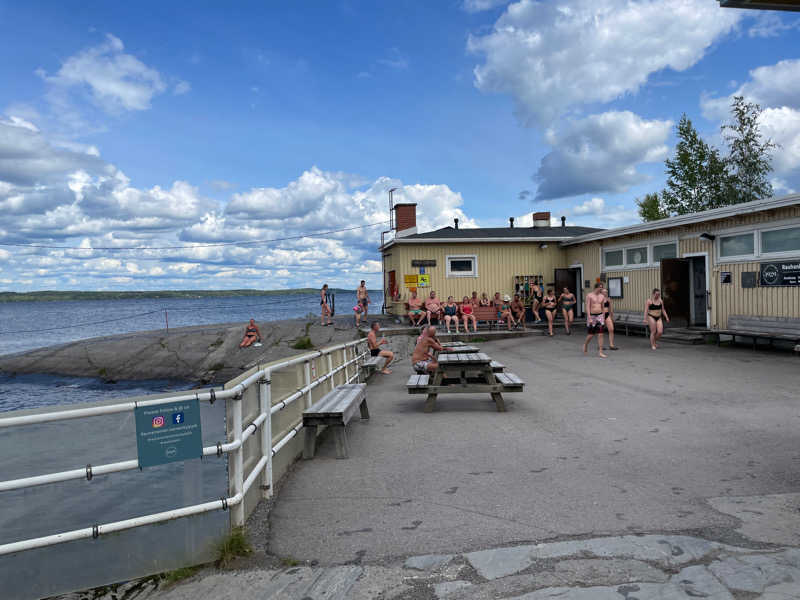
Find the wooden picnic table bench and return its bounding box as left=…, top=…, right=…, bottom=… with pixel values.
left=303, top=383, right=369, bottom=459
left=406, top=352, right=524, bottom=413
left=438, top=345, right=479, bottom=354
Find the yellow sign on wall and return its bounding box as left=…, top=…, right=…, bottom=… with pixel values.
left=404, top=274, right=418, bottom=287
left=418, top=274, right=430, bottom=287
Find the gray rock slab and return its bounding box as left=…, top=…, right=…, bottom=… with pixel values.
left=433, top=580, right=473, bottom=598
left=404, top=553, right=454, bottom=571
left=441, top=559, right=668, bottom=600
left=464, top=534, right=747, bottom=580
left=758, top=582, right=800, bottom=599
left=348, top=566, right=411, bottom=600
left=506, top=565, right=732, bottom=600
left=709, top=493, right=800, bottom=546
left=709, top=554, right=800, bottom=594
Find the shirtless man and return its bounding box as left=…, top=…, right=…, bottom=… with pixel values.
left=356, top=280, right=370, bottom=316
left=510, top=294, right=526, bottom=330
left=367, top=321, right=393, bottom=374
left=583, top=283, right=607, bottom=358
left=424, top=291, right=443, bottom=325
left=407, top=290, right=427, bottom=326
left=411, top=325, right=445, bottom=375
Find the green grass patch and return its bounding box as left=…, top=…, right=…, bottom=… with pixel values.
left=292, top=336, right=314, bottom=350
left=161, top=565, right=203, bottom=584
left=281, top=556, right=301, bottom=567
left=216, top=527, right=252, bottom=568
left=208, top=338, right=224, bottom=349
left=470, top=337, right=488, bottom=343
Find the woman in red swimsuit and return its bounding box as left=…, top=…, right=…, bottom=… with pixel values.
left=461, top=296, right=477, bottom=333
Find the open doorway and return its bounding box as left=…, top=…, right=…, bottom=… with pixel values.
left=554, top=267, right=583, bottom=316
left=660, top=255, right=709, bottom=328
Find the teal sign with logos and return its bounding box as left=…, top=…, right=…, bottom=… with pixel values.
left=135, top=398, right=203, bottom=468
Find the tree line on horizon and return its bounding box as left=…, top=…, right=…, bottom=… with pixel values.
left=636, top=96, right=778, bottom=222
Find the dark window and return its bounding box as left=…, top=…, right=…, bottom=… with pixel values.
left=450, top=259, right=473, bottom=272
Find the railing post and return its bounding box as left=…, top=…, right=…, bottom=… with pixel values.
left=304, top=360, right=312, bottom=409
left=231, top=391, right=244, bottom=528
left=259, top=370, right=272, bottom=500
left=341, top=347, right=347, bottom=384
left=327, top=351, right=335, bottom=391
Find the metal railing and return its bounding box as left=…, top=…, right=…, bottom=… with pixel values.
left=0, top=338, right=368, bottom=556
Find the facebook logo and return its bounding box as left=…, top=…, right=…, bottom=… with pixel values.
left=172, top=412, right=184, bottom=425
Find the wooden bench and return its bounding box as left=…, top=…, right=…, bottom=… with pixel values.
left=472, top=305, right=500, bottom=328
left=490, top=360, right=504, bottom=372
left=613, top=311, right=649, bottom=336
left=714, top=315, right=800, bottom=352
left=303, top=383, right=369, bottom=459
left=495, top=372, right=524, bottom=390
left=360, top=355, right=387, bottom=378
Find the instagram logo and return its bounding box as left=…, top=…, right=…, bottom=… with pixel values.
left=152, top=416, right=165, bottom=428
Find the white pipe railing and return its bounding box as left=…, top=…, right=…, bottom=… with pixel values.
left=0, top=338, right=368, bottom=556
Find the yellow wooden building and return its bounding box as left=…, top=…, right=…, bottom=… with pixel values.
left=381, top=196, right=800, bottom=329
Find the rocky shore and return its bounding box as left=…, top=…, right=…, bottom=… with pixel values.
left=0, top=315, right=390, bottom=384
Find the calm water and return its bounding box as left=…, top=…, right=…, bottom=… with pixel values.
left=0, top=291, right=380, bottom=598
left=0, top=290, right=380, bottom=410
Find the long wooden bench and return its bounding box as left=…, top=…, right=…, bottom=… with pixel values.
left=613, top=311, right=649, bottom=336
left=360, top=355, right=387, bottom=378
left=713, top=315, right=800, bottom=352
left=303, top=383, right=369, bottom=459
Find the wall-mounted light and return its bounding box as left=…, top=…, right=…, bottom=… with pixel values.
left=539, top=242, right=548, bottom=249
left=699, top=232, right=716, bottom=241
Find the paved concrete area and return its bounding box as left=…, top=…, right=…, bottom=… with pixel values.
left=268, top=334, right=800, bottom=565
left=72, top=334, right=800, bottom=599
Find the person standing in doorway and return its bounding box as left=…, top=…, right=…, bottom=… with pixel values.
left=583, top=283, right=607, bottom=358
left=320, top=284, right=333, bottom=326
left=558, top=287, right=576, bottom=335
left=643, top=288, right=670, bottom=350
left=601, top=288, right=618, bottom=350
left=367, top=322, right=393, bottom=374
left=357, top=280, right=370, bottom=317
left=531, top=282, right=543, bottom=323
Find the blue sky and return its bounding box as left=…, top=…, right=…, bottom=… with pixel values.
left=1, top=1, right=799, bottom=291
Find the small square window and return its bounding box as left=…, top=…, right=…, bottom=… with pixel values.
left=720, top=233, right=754, bottom=257
left=604, top=250, right=623, bottom=268
left=626, top=246, right=648, bottom=265
left=446, top=255, right=478, bottom=277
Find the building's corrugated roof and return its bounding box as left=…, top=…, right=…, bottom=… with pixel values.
left=562, top=193, right=800, bottom=246
left=400, top=225, right=603, bottom=240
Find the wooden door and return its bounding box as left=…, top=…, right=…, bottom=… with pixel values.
left=661, top=258, right=690, bottom=327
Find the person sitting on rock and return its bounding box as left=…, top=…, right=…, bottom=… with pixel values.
left=239, top=319, right=262, bottom=348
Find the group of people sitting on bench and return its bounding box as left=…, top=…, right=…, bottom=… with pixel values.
left=407, top=290, right=530, bottom=333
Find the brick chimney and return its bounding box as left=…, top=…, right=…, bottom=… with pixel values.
left=532, top=211, right=551, bottom=228
left=394, top=203, right=417, bottom=237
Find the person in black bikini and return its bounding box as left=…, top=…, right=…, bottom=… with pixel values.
left=601, top=288, right=618, bottom=350
left=239, top=319, right=262, bottom=348
left=558, top=287, right=576, bottom=335
left=542, top=289, right=558, bottom=336
left=320, top=284, right=333, bottom=326
left=367, top=321, right=393, bottom=374
left=643, top=288, right=670, bottom=350
left=531, top=283, right=543, bottom=323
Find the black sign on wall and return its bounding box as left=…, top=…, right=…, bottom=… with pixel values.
left=760, top=261, right=800, bottom=286
left=741, top=272, right=757, bottom=289
left=411, top=259, right=437, bottom=267
left=720, top=271, right=732, bottom=284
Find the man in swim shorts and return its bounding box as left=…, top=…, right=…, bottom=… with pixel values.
left=367, top=321, right=394, bottom=374
left=583, top=282, right=607, bottom=358
left=357, top=280, right=370, bottom=316
left=407, top=290, right=427, bottom=326
left=411, top=326, right=445, bottom=374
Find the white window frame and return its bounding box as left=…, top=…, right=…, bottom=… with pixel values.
left=651, top=242, right=678, bottom=265
left=446, top=254, right=478, bottom=278
left=601, top=238, right=678, bottom=271
left=713, top=217, right=800, bottom=265
left=759, top=223, right=800, bottom=260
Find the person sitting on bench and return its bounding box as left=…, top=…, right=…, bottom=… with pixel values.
left=367, top=321, right=394, bottom=374
left=479, top=292, right=491, bottom=307
left=407, top=290, right=427, bottom=327
left=461, top=296, right=478, bottom=333
left=511, top=293, right=526, bottom=330
left=470, top=291, right=481, bottom=307
left=411, top=326, right=444, bottom=375
left=424, top=291, right=444, bottom=325
left=239, top=319, right=262, bottom=348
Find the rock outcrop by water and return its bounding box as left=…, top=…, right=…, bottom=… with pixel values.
left=0, top=316, right=378, bottom=383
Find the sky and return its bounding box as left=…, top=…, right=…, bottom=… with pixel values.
left=1, top=0, right=799, bottom=292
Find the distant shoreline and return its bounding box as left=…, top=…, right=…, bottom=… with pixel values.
left=0, top=288, right=372, bottom=303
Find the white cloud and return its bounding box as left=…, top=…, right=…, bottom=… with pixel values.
left=468, top=0, right=740, bottom=127
left=572, top=197, right=606, bottom=216
left=463, top=0, right=508, bottom=13
left=747, top=12, right=800, bottom=38
left=701, top=59, right=800, bottom=121
left=535, top=111, right=672, bottom=200
left=37, top=33, right=168, bottom=113
left=173, top=80, right=191, bottom=95
left=377, top=48, right=409, bottom=70
left=515, top=197, right=638, bottom=229
left=758, top=107, right=800, bottom=176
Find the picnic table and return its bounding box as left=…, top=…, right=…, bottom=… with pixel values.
left=438, top=345, right=479, bottom=354
left=407, top=352, right=524, bottom=413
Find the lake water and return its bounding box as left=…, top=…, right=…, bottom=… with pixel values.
left=0, top=291, right=380, bottom=598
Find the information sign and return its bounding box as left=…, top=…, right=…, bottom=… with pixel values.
left=418, top=274, right=430, bottom=287
left=720, top=271, right=732, bottom=284
left=760, top=261, right=800, bottom=286
left=404, top=274, right=418, bottom=287
left=135, top=398, right=203, bottom=468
